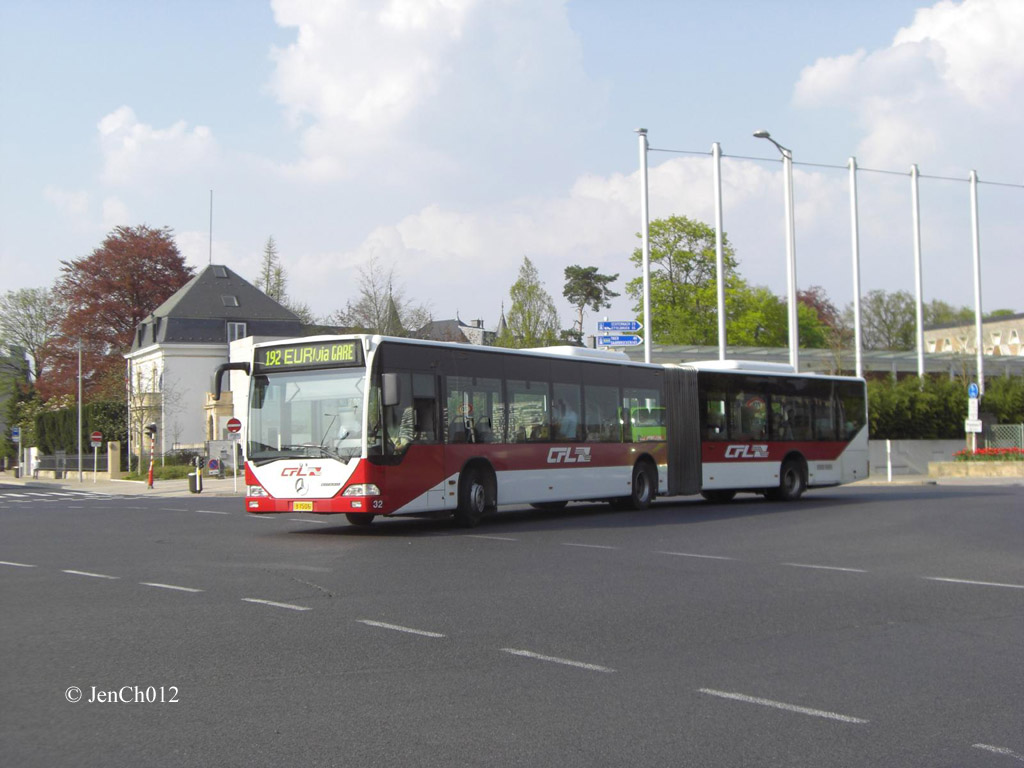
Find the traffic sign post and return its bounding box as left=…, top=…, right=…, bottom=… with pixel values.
left=226, top=417, right=242, bottom=494
left=597, top=320, right=643, bottom=333
left=967, top=383, right=980, bottom=451
left=90, top=431, right=102, bottom=484
left=597, top=334, right=643, bottom=347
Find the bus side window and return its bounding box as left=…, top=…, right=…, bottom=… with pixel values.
left=584, top=384, right=619, bottom=442
left=703, top=392, right=727, bottom=440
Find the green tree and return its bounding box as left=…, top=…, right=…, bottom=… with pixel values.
left=923, top=299, right=973, bottom=328
left=0, top=287, right=63, bottom=382
left=328, top=253, right=431, bottom=335
left=496, top=257, right=560, bottom=348
left=255, top=236, right=285, bottom=302
left=254, top=236, right=317, bottom=324
left=563, top=265, right=619, bottom=342
left=49, top=225, right=194, bottom=401
left=868, top=376, right=966, bottom=439
left=626, top=215, right=742, bottom=345
left=860, top=289, right=916, bottom=350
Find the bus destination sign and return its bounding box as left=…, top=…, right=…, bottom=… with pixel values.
left=255, top=340, right=364, bottom=371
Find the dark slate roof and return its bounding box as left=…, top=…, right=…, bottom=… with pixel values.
left=131, top=264, right=305, bottom=350
left=414, top=319, right=470, bottom=344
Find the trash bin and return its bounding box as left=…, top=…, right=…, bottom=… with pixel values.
left=188, top=472, right=200, bottom=494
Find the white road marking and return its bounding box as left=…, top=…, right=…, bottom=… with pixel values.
left=501, top=648, right=615, bottom=673
left=0, top=561, right=37, bottom=568
left=698, top=688, right=868, bottom=724
left=242, top=598, right=311, bottom=611
left=140, top=582, right=204, bottom=593
left=62, top=569, right=119, bottom=580
left=563, top=543, right=617, bottom=550
left=357, top=620, right=446, bottom=638
left=658, top=551, right=736, bottom=561
left=466, top=535, right=518, bottom=541
left=783, top=563, right=868, bottom=573
left=973, top=744, right=1024, bottom=762
left=287, top=518, right=330, bottom=525
left=924, top=576, right=1024, bottom=590
left=196, top=509, right=230, bottom=515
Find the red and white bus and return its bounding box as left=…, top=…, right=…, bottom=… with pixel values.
left=214, top=335, right=868, bottom=526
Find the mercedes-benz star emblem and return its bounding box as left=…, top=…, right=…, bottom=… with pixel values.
left=295, top=477, right=308, bottom=496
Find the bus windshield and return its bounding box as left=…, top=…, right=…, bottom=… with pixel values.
left=249, top=367, right=366, bottom=464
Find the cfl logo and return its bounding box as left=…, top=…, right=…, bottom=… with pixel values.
left=281, top=465, right=322, bottom=477
left=547, top=447, right=592, bottom=464
left=724, top=444, right=769, bottom=459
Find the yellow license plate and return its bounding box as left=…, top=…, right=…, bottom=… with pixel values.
left=292, top=501, right=313, bottom=512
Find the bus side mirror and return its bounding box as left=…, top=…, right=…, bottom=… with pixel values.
left=382, top=373, right=400, bottom=408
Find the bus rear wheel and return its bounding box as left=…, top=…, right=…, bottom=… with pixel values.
left=454, top=465, right=495, bottom=528
left=767, top=458, right=807, bottom=501
left=628, top=461, right=656, bottom=510
left=700, top=490, right=736, bottom=504
left=345, top=513, right=376, bottom=526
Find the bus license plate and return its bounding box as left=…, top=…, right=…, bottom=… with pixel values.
left=292, top=501, right=313, bottom=512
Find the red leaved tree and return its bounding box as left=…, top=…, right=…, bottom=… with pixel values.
left=42, top=225, right=195, bottom=400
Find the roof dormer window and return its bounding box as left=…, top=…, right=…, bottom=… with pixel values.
left=213, top=266, right=228, bottom=278
left=222, top=295, right=239, bottom=307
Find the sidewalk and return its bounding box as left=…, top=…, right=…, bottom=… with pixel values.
left=0, top=471, right=244, bottom=497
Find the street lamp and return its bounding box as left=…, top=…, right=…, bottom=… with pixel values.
left=754, top=129, right=799, bottom=371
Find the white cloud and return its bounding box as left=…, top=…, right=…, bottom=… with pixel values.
left=101, top=197, right=130, bottom=230
left=268, top=0, right=601, bottom=181
left=43, top=185, right=91, bottom=230
left=98, top=106, right=216, bottom=186
left=793, top=0, right=1024, bottom=169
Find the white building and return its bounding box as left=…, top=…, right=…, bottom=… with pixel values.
left=125, top=265, right=305, bottom=458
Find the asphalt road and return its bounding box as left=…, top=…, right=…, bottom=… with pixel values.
left=1, top=482, right=1021, bottom=767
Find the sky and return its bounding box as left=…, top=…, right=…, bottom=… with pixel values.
left=1, top=0, right=1021, bottom=339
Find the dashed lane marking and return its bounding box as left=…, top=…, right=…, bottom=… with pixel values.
left=924, top=576, right=1024, bottom=590
left=657, top=551, right=736, bottom=561
left=782, top=563, right=868, bottom=573
left=466, top=535, right=518, bottom=541
left=241, top=598, right=311, bottom=611
left=140, top=582, right=204, bottom=593
left=62, top=569, right=119, bottom=580
left=357, top=619, right=446, bottom=638
left=0, top=561, right=37, bottom=568
left=562, top=543, right=618, bottom=550
left=698, top=688, right=868, bottom=724
left=501, top=648, right=615, bottom=673
left=972, top=744, right=1024, bottom=762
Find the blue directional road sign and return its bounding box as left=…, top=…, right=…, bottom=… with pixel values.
left=967, top=382, right=979, bottom=399
left=598, top=334, right=643, bottom=347
left=11, top=426, right=20, bottom=439
left=597, top=320, right=643, bottom=332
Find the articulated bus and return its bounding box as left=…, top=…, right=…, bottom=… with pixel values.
left=213, top=335, right=868, bottom=527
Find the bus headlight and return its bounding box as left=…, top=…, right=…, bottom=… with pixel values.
left=247, top=485, right=268, bottom=497
left=342, top=483, right=380, bottom=497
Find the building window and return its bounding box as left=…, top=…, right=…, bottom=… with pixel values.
left=213, top=266, right=228, bottom=278
left=222, top=295, right=239, bottom=307
left=227, top=322, right=247, bottom=342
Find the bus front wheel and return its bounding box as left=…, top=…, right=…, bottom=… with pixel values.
left=455, top=465, right=495, bottom=528
left=767, top=458, right=807, bottom=501
left=345, top=513, right=376, bottom=526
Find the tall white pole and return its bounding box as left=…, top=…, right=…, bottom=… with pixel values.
left=782, top=150, right=798, bottom=372
left=636, top=128, right=652, bottom=364
left=970, top=170, right=984, bottom=396
left=209, top=190, right=214, bottom=266
left=910, top=164, right=925, bottom=379
left=77, top=341, right=83, bottom=483
left=848, top=157, right=863, bottom=378
left=713, top=142, right=727, bottom=361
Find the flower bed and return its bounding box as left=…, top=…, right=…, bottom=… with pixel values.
left=953, top=447, right=1024, bottom=462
